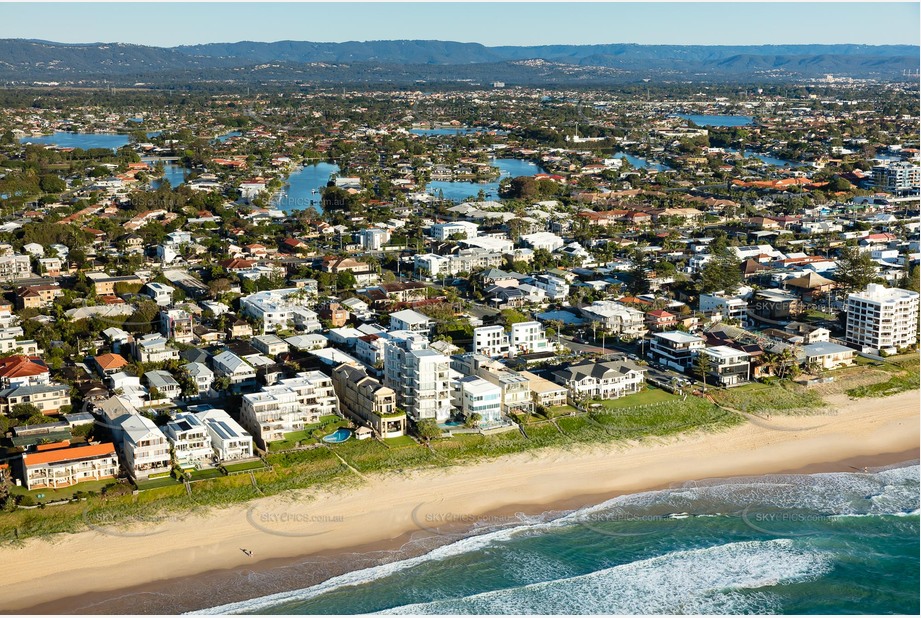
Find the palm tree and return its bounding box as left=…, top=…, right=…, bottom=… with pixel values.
left=694, top=351, right=712, bottom=393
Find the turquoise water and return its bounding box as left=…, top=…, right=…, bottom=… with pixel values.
left=322, top=428, right=352, bottom=444
left=426, top=158, right=546, bottom=203
left=20, top=132, right=131, bottom=150
left=676, top=114, right=755, bottom=127
left=273, top=162, right=341, bottom=212
left=200, top=463, right=919, bottom=615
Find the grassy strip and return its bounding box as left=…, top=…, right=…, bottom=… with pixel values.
left=846, top=359, right=920, bottom=398
left=709, top=381, right=825, bottom=415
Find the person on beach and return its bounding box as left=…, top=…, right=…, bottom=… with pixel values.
left=240, top=548, right=253, bottom=557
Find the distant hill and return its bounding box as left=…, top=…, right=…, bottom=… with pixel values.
left=0, top=39, right=916, bottom=85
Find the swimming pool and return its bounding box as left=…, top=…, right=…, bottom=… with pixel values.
left=322, top=428, right=352, bottom=443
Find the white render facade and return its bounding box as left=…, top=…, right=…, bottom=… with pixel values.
left=509, top=321, right=553, bottom=355
left=580, top=301, right=647, bottom=338
left=195, top=408, right=254, bottom=461
left=240, top=371, right=339, bottom=448
left=241, top=288, right=315, bottom=333
left=118, top=414, right=171, bottom=479
left=453, top=376, right=503, bottom=424
left=383, top=335, right=451, bottom=422
left=846, top=284, right=920, bottom=353
left=472, top=325, right=510, bottom=358
left=163, top=413, right=214, bottom=467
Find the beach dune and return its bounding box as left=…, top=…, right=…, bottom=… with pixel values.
left=1, top=390, right=918, bottom=613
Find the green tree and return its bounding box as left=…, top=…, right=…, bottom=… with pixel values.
left=835, top=246, right=879, bottom=295
left=39, top=174, right=66, bottom=193
left=694, top=351, right=712, bottom=393
left=412, top=418, right=442, bottom=441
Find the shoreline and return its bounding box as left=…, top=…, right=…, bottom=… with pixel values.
left=1, top=390, right=918, bottom=614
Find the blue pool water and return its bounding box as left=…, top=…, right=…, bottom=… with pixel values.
left=322, top=428, right=352, bottom=444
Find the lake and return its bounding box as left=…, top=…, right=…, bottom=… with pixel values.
left=676, top=114, right=755, bottom=127
left=610, top=152, right=670, bottom=172
left=426, top=158, right=547, bottom=202
left=725, top=148, right=803, bottom=168
left=273, top=162, right=340, bottom=212
left=150, top=163, right=191, bottom=189
left=19, top=132, right=131, bottom=151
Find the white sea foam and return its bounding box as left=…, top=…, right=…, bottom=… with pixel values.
left=380, top=538, right=831, bottom=615
left=193, top=465, right=917, bottom=614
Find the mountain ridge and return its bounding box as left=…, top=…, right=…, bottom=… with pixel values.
left=0, top=39, right=916, bottom=85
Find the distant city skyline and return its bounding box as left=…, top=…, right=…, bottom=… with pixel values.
left=0, top=2, right=919, bottom=47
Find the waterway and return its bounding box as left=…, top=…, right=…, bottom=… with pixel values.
left=273, top=162, right=341, bottom=212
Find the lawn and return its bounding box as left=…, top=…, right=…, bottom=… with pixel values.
left=223, top=460, right=267, bottom=473
left=134, top=476, right=182, bottom=491
left=710, top=382, right=825, bottom=415
left=187, top=468, right=225, bottom=482
left=383, top=435, right=417, bottom=448
left=9, top=479, right=118, bottom=503
left=546, top=405, right=580, bottom=417
left=589, top=387, right=678, bottom=410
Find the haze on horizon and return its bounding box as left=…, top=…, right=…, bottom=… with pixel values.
left=0, top=2, right=918, bottom=48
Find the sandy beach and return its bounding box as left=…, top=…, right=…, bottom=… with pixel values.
left=2, top=390, right=918, bottom=614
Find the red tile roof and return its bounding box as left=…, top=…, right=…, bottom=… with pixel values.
left=23, top=443, right=116, bottom=466
left=0, top=355, right=49, bottom=379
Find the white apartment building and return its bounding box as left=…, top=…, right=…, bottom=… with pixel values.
left=241, top=287, right=316, bottom=333
left=699, top=293, right=749, bottom=325
left=452, top=376, right=503, bottom=425
left=414, top=250, right=505, bottom=278
left=194, top=408, right=254, bottom=461
left=21, top=443, right=119, bottom=490
left=871, top=161, right=920, bottom=193
left=240, top=371, right=339, bottom=448
left=531, top=274, right=570, bottom=301
left=389, top=309, right=432, bottom=334
left=163, top=413, right=214, bottom=467
left=580, top=301, right=647, bottom=338
left=142, top=282, right=175, bottom=306
left=0, top=254, right=32, bottom=282
left=430, top=221, right=479, bottom=241
left=134, top=333, right=180, bottom=364
left=359, top=228, right=391, bottom=250
left=160, top=309, right=195, bottom=343
left=472, top=325, right=510, bottom=358
left=520, top=232, right=565, bottom=252
left=509, top=321, right=553, bottom=355
left=846, top=284, right=920, bottom=353
left=383, top=336, right=451, bottom=422
left=648, top=331, right=707, bottom=372
left=117, top=414, right=171, bottom=479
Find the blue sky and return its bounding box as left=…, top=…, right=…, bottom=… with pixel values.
left=1, top=2, right=918, bottom=47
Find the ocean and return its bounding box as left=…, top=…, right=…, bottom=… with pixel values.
left=197, top=463, right=919, bottom=615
